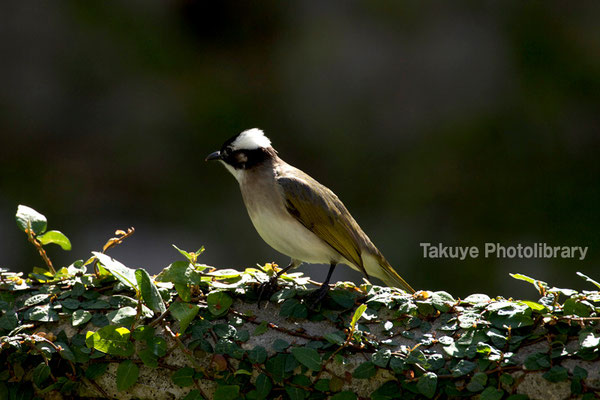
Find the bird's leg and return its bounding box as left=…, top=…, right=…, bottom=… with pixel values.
left=257, top=259, right=300, bottom=305
left=307, top=262, right=337, bottom=309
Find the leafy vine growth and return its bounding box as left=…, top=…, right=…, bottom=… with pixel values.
left=1, top=206, right=599, bottom=399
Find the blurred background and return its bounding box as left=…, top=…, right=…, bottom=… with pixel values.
left=1, top=1, right=598, bottom=298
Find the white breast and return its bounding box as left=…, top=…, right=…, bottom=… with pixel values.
left=237, top=169, right=341, bottom=265
left=249, top=199, right=342, bottom=264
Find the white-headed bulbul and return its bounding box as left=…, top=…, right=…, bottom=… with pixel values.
left=206, top=128, right=415, bottom=301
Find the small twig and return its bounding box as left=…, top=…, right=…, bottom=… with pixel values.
left=27, top=341, right=57, bottom=382
left=230, top=308, right=321, bottom=341
left=164, top=324, right=203, bottom=370
left=149, top=308, right=171, bottom=328
left=102, top=227, right=135, bottom=253
left=82, top=376, right=109, bottom=398
left=193, top=380, right=210, bottom=400
left=25, top=228, right=55, bottom=274
left=558, top=316, right=600, bottom=322
left=93, top=227, right=135, bottom=275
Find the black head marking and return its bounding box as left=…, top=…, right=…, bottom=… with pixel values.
left=219, top=130, right=277, bottom=170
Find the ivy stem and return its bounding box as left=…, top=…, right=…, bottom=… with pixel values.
left=25, top=227, right=56, bottom=274
left=148, top=308, right=171, bottom=328
left=193, top=380, right=210, bottom=400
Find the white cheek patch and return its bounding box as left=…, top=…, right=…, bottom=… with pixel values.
left=231, top=128, right=271, bottom=151
left=220, top=160, right=244, bottom=183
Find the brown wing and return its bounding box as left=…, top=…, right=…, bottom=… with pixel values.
left=276, top=174, right=369, bottom=277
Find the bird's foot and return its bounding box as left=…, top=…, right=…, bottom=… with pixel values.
left=306, top=285, right=330, bottom=310
left=256, top=276, right=279, bottom=307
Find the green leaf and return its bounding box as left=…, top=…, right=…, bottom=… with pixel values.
left=214, top=384, right=240, bottom=400
left=314, top=379, right=330, bottom=392
left=487, top=301, right=533, bottom=329
left=480, top=387, right=504, bottom=400
left=324, top=331, right=345, bottom=345
left=24, top=305, right=58, bottom=322
left=173, top=244, right=194, bottom=261
left=350, top=304, right=367, bottom=330
left=253, top=321, right=268, bottom=336
left=285, top=386, right=306, bottom=400
left=451, top=359, right=476, bottom=377
left=372, top=381, right=400, bottom=400
left=417, top=372, right=437, bottom=399
left=291, top=347, right=322, bottom=371
left=329, top=289, right=357, bottom=309
left=138, top=349, right=158, bottom=368
left=213, top=323, right=236, bottom=339
left=37, top=230, right=71, bottom=250
left=524, top=352, right=551, bottom=370
left=148, top=336, right=167, bottom=357
left=107, top=306, right=137, bottom=327
left=85, top=325, right=133, bottom=356
left=519, top=300, right=547, bottom=313
left=93, top=252, right=138, bottom=290
left=82, top=299, right=111, bottom=310
left=72, top=310, right=92, bottom=327
left=463, top=293, right=491, bottom=303
left=16, top=205, right=47, bottom=235
left=272, top=339, right=290, bottom=352
left=270, top=288, right=297, bottom=301
left=372, top=348, right=391, bottom=368
left=32, top=362, right=51, bottom=387
left=352, top=361, right=376, bottom=379
left=175, top=283, right=191, bottom=302
left=248, top=346, right=267, bottom=364
left=466, top=372, right=487, bottom=392
left=563, top=298, right=591, bottom=317
left=576, top=272, right=600, bottom=289
left=330, top=392, right=357, bottom=400
left=157, top=261, right=201, bottom=285
left=255, top=373, right=272, bottom=400
left=0, top=311, right=18, bottom=331
left=85, top=363, right=108, bottom=380
left=116, top=360, right=139, bottom=391
left=61, top=298, right=81, bottom=310
left=573, top=365, right=588, bottom=380
left=543, top=366, right=569, bottom=383
left=431, top=291, right=456, bottom=312
left=135, top=268, right=166, bottom=314
left=133, top=325, right=155, bottom=341
left=279, top=298, right=307, bottom=318
left=169, top=302, right=199, bottom=333
left=172, top=367, right=195, bottom=387
left=499, top=373, right=514, bottom=386
left=207, top=291, right=233, bottom=316
left=182, top=390, right=204, bottom=400
left=509, top=273, right=547, bottom=292
left=579, top=330, right=600, bottom=349
left=265, top=354, right=288, bottom=382
left=172, top=244, right=205, bottom=262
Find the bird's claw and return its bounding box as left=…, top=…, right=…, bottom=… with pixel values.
left=306, top=285, right=329, bottom=310
left=257, top=277, right=279, bottom=307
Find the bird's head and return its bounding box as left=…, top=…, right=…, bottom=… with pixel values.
left=206, top=128, right=278, bottom=179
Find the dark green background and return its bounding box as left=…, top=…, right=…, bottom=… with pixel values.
left=1, top=2, right=598, bottom=298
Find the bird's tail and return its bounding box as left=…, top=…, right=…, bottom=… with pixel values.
left=366, top=253, right=415, bottom=293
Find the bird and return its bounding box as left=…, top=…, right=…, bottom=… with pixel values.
left=206, top=128, right=415, bottom=303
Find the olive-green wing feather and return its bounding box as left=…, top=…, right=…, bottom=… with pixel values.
left=276, top=175, right=369, bottom=277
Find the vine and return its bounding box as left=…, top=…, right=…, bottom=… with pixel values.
left=0, top=206, right=599, bottom=399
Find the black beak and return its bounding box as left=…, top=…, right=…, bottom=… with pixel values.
left=205, top=151, right=221, bottom=161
